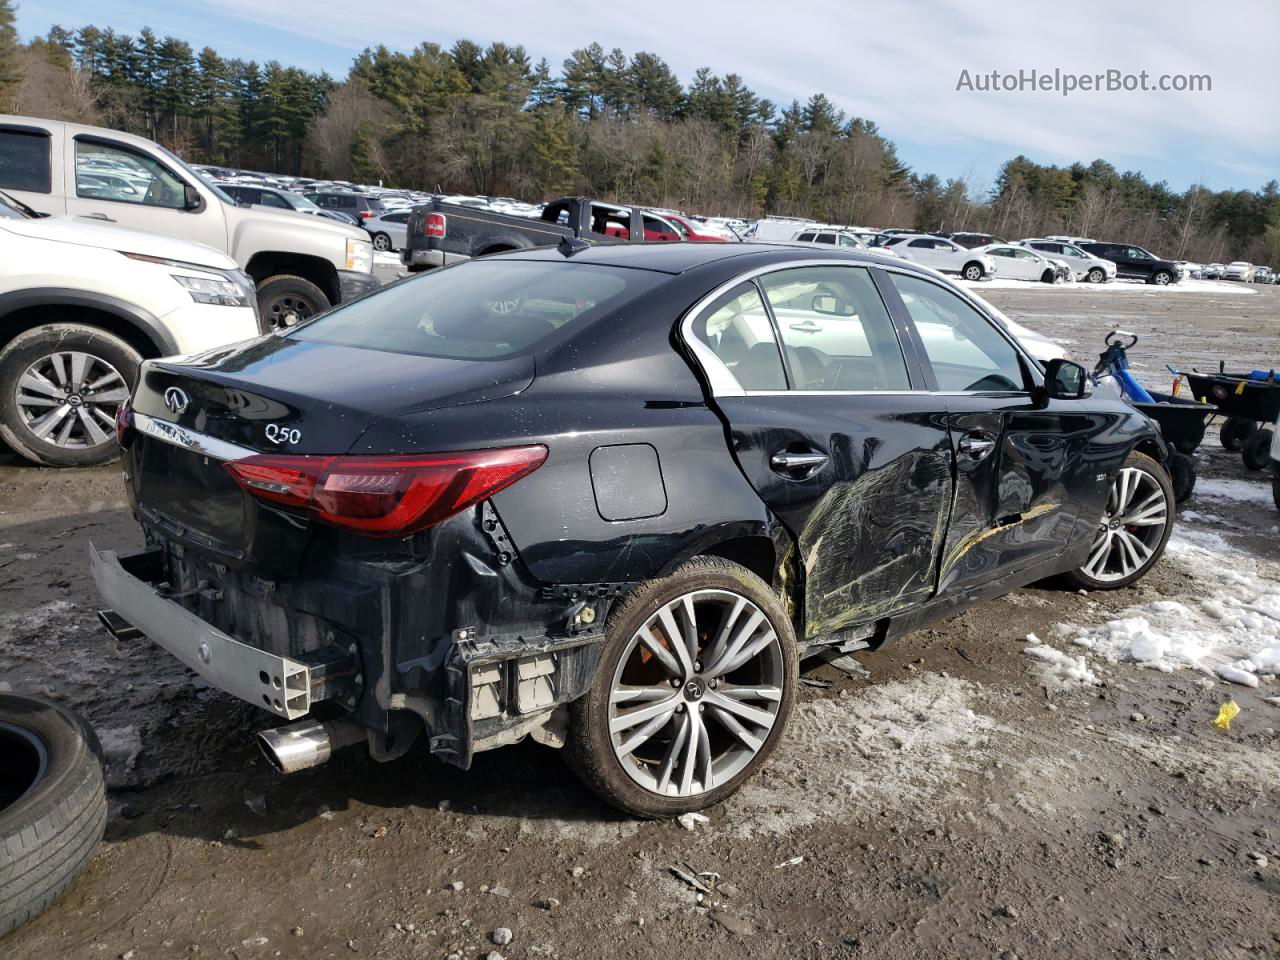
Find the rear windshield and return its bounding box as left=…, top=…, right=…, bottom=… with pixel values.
left=292, top=260, right=664, bottom=359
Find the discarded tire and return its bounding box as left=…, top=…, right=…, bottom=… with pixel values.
left=1169, top=452, right=1196, bottom=503
left=1219, top=415, right=1256, bottom=452
left=0, top=694, right=106, bottom=937
left=1242, top=427, right=1273, bottom=471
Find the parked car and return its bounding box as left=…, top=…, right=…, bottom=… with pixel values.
left=1076, top=241, right=1181, bottom=285
left=791, top=227, right=867, bottom=250
left=745, top=217, right=816, bottom=242
left=93, top=243, right=1173, bottom=818
left=973, top=244, right=1067, bottom=283
left=307, top=191, right=388, bottom=222
left=1223, top=261, right=1255, bottom=282
left=942, top=232, right=1004, bottom=249
left=0, top=116, right=377, bottom=327
left=222, top=183, right=331, bottom=219
left=882, top=235, right=996, bottom=280
left=402, top=196, right=663, bottom=271
left=606, top=210, right=684, bottom=243
left=1252, top=266, right=1272, bottom=284
left=1202, top=262, right=1224, bottom=279
left=0, top=190, right=263, bottom=465
left=1018, top=238, right=1116, bottom=283
left=662, top=213, right=736, bottom=243
left=363, top=210, right=411, bottom=252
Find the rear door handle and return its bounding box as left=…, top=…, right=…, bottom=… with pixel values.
left=957, top=433, right=998, bottom=461
left=770, top=450, right=829, bottom=477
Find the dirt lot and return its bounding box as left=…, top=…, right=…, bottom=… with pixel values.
left=2, top=281, right=1279, bottom=960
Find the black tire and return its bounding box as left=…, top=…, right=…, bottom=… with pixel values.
left=1040, top=269, right=1055, bottom=284
left=1272, top=478, right=1280, bottom=512
left=962, top=262, right=984, bottom=281
left=1086, top=267, right=1106, bottom=284
left=1150, top=270, right=1172, bottom=285
left=1219, top=416, right=1257, bottom=452
left=1062, top=450, right=1174, bottom=591
left=0, top=323, right=141, bottom=468
left=0, top=694, right=106, bottom=937
left=255, top=274, right=330, bottom=331
left=566, top=556, right=798, bottom=818
left=1242, top=427, right=1274, bottom=471
left=370, top=232, right=392, bottom=252
left=1169, top=452, right=1196, bottom=503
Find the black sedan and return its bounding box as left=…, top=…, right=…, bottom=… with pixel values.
left=93, top=243, right=1174, bottom=817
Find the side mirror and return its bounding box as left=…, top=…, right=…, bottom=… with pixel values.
left=183, top=184, right=204, bottom=211
left=1043, top=358, right=1092, bottom=400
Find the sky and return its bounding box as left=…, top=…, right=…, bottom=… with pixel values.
left=18, top=0, right=1280, bottom=195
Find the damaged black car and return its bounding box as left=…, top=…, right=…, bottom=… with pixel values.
left=92, top=243, right=1174, bottom=816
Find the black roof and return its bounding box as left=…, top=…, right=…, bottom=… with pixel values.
left=504, top=240, right=916, bottom=276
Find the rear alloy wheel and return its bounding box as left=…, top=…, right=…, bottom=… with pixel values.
left=1065, top=451, right=1173, bottom=590
left=567, top=557, right=796, bottom=817
left=0, top=324, right=140, bottom=467
left=1219, top=415, right=1257, bottom=452
left=256, top=274, right=329, bottom=331
left=1087, top=267, right=1106, bottom=284
left=370, top=232, right=392, bottom=252
left=962, top=263, right=984, bottom=281
left=1243, top=427, right=1274, bottom=471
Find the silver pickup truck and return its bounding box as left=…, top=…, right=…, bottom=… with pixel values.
left=0, top=116, right=376, bottom=327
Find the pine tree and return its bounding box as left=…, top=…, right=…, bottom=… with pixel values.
left=0, top=0, right=19, bottom=108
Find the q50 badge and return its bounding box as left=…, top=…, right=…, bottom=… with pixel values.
left=265, top=423, right=301, bottom=445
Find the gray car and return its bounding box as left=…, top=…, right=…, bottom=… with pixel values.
left=364, top=211, right=411, bottom=252
left=1017, top=239, right=1116, bottom=283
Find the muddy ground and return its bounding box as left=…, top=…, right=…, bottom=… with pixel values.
left=2, top=281, right=1278, bottom=960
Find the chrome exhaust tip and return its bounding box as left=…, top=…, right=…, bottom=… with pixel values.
left=257, top=719, right=364, bottom=774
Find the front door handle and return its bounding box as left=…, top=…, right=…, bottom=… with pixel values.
left=957, top=433, right=998, bottom=461
left=83, top=212, right=116, bottom=222
left=788, top=321, right=821, bottom=333
left=770, top=450, right=829, bottom=477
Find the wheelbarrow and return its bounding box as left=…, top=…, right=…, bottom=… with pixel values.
left=1094, top=331, right=1216, bottom=502
left=1176, top=362, right=1280, bottom=470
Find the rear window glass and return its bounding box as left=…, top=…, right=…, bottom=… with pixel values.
left=0, top=130, right=52, bottom=193
left=292, top=260, right=663, bottom=360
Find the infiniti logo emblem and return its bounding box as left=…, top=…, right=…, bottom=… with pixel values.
left=164, top=387, right=190, bottom=415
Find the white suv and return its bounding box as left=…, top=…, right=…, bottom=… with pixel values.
left=0, top=192, right=263, bottom=466
left=881, top=235, right=996, bottom=280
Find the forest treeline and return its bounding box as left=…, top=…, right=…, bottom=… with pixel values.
left=1, top=3, right=1276, bottom=264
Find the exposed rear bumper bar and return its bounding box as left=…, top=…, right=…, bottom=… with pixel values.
left=400, top=248, right=470, bottom=270
left=90, top=543, right=313, bottom=719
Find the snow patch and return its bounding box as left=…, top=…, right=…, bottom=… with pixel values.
left=1023, top=644, right=1100, bottom=688
left=1192, top=478, right=1275, bottom=506
left=1050, top=532, right=1280, bottom=687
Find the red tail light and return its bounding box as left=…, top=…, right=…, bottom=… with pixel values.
left=224, top=446, right=547, bottom=537
left=359, top=210, right=375, bottom=219
left=115, top=398, right=134, bottom=447
left=424, top=213, right=446, bottom=238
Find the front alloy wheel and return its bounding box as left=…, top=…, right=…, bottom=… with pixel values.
left=1067, top=452, right=1173, bottom=589
left=1087, top=267, right=1106, bottom=283
left=567, top=557, right=797, bottom=817
left=16, top=351, right=126, bottom=452
left=962, top=263, right=984, bottom=281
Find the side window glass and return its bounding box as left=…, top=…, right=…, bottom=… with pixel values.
left=691, top=283, right=786, bottom=391
left=892, top=274, right=1026, bottom=393
left=796, top=232, right=814, bottom=242
left=75, top=140, right=185, bottom=208
left=815, top=233, right=835, bottom=244
left=0, top=130, right=52, bottom=193
left=259, top=191, right=288, bottom=209
left=909, top=238, right=932, bottom=248
left=838, top=234, right=858, bottom=248
left=760, top=266, right=910, bottom=391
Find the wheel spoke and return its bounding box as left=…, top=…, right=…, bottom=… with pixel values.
left=654, top=711, right=690, bottom=794
left=54, top=414, right=77, bottom=446
left=714, top=628, right=777, bottom=678
left=16, top=394, right=60, bottom=408
left=49, top=353, right=70, bottom=387
left=615, top=709, right=676, bottom=758
left=18, top=371, right=63, bottom=400
left=704, top=609, right=765, bottom=678
left=638, top=623, right=684, bottom=680
left=611, top=684, right=675, bottom=706
left=704, top=688, right=775, bottom=729
left=719, top=684, right=782, bottom=703
left=76, top=405, right=110, bottom=445
left=69, top=352, right=92, bottom=391
left=700, top=596, right=746, bottom=674
left=89, top=387, right=130, bottom=404
left=90, top=405, right=116, bottom=428
left=707, top=704, right=763, bottom=752
left=1121, top=490, right=1165, bottom=525
left=1083, top=531, right=1111, bottom=577
left=678, top=709, right=702, bottom=795
left=609, top=694, right=679, bottom=735
left=28, top=403, right=72, bottom=438
left=84, top=370, right=123, bottom=392
left=654, top=607, right=695, bottom=680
